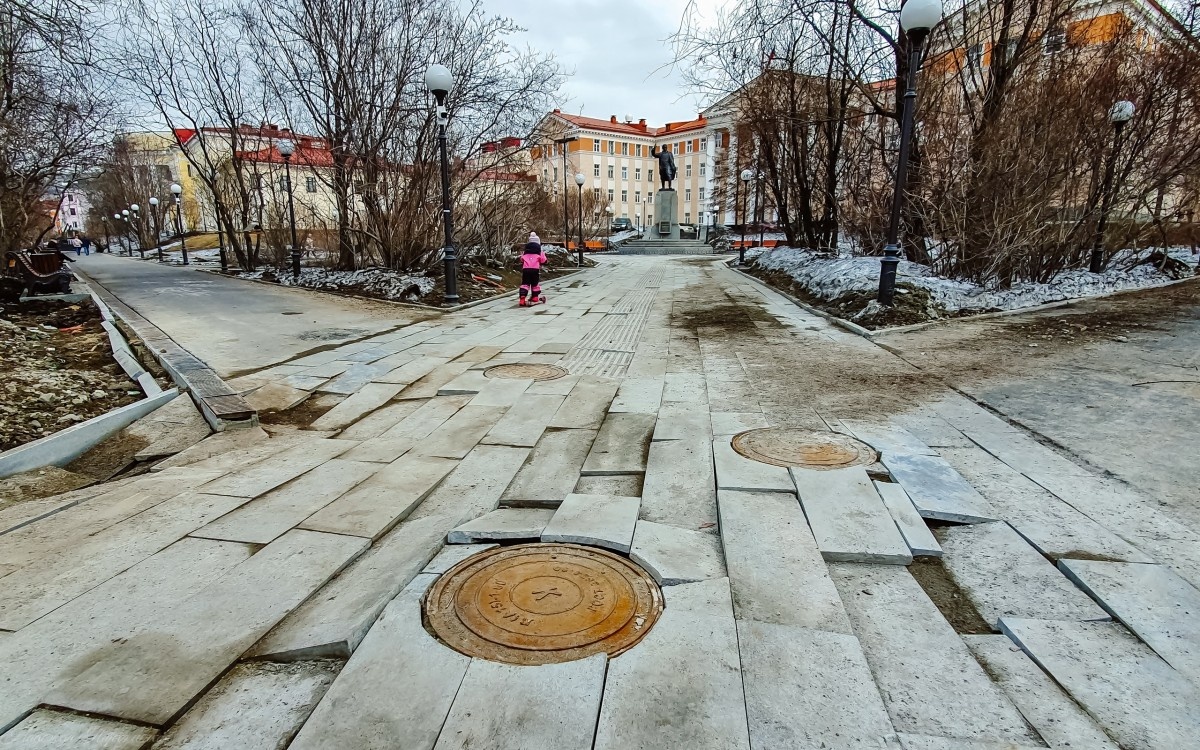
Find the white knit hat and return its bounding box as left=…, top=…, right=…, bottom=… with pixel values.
left=528, top=232, right=540, bottom=244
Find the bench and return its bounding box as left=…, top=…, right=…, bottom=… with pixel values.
left=2, top=250, right=73, bottom=302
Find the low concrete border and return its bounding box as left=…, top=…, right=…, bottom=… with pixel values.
left=73, top=268, right=257, bottom=432
left=0, top=388, right=179, bottom=478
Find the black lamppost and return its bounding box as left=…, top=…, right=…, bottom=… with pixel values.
left=426, top=63, right=459, bottom=305
left=112, top=214, right=124, bottom=254
left=131, top=204, right=144, bottom=258
left=739, top=168, right=753, bottom=265
left=606, top=206, right=613, bottom=249
left=1091, top=100, right=1135, bottom=273
left=877, top=0, right=943, bottom=306
left=277, top=139, right=300, bottom=281
left=574, top=172, right=586, bottom=266
left=555, top=135, right=577, bottom=254
left=121, top=209, right=132, bottom=255
left=148, top=197, right=163, bottom=262
left=171, top=183, right=189, bottom=266
left=754, top=171, right=765, bottom=250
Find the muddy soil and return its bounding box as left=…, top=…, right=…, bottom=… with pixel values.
left=0, top=299, right=144, bottom=452
left=746, top=267, right=938, bottom=328
left=908, top=558, right=993, bottom=635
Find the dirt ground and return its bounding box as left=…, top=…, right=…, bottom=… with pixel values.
left=0, top=299, right=144, bottom=452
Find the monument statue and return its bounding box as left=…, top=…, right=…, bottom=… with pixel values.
left=650, top=145, right=677, bottom=190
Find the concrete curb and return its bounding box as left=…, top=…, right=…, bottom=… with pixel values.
left=724, top=261, right=874, bottom=338
left=0, top=389, right=179, bottom=479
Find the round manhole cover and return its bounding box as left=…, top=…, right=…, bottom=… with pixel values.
left=484, top=363, right=568, bottom=381
left=424, top=543, right=663, bottom=665
left=731, top=427, right=878, bottom=469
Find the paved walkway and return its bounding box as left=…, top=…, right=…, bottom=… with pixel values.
left=1, top=256, right=1198, bottom=749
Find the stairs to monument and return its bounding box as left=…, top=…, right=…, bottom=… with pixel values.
left=618, top=238, right=715, bottom=256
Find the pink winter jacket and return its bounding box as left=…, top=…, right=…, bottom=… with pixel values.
left=521, top=248, right=548, bottom=269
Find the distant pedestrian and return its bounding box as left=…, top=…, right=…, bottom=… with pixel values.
left=71, top=236, right=83, bottom=256
left=81, top=236, right=91, bottom=256
left=519, top=231, right=548, bottom=307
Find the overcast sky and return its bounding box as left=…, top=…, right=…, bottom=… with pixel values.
left=488, top=0, right=725, bottom=127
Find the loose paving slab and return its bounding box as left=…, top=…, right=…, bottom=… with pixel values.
left=200, top=439, right=356, bottom=498
left=0, top=710, right=157, bottom=750
left=842, top=421, right=938, bottom=456
left=830, top=564, right=1039, bottom=745
left=342, top=395, right=471, bottom=463
left=717, top=490, right=852, bottom=633
left=422, top=543, right=498, bottom=575
left=299, top=454, right=457, bottom=539
left=319, top=362, right=397, bottom=395
left=499, top=429, right=597, bottom=507
left=541, top=493, right=640, bottom=553
left=437, top=369, right=491, bottom=395
left=242, top=381, right=311, bottom=413
left=47, top=529, right=367, bottom=726
left=791, top=466, right=912, bottom=564
left=574, top=474, right=644, bottom=496
left=447, top=508, right=555, bottom=543
left=151, top=660, right=340, bottom=750
left=712, top=439, right=794, bottom=493
left=738, top=620, right=895, bottom=749
left=192, top=459, right=379, bottom=544
left=336, top=399, right=427, bottom=441
left=999, top=617, right=1200, bottom=749
left=629, top=520, right=725, bottom=585
left=938, top=522, right=1109, bottom=627
left=593, top=578, right=750, bottom=750
left=880, top=452, right=997, bottom=523
left=372, top=355, right=451, bottom=385
left=433, top=654, right=607, bottom=750
left=639, top=438, right=717, bottom=530
left=310, top=382, right=405, bottom=431
left=481, top=394, right=565, bottom=447
left=875, top=481, right=942, bottom=557
left=526, top=373, right=579, bottom=396
left=1059, top=559, right=1200, bottom=683
left=546, top=378, right=618, bottom=429
left=394, top=362, right=472, bottom=399
left=581, top=412, right=656, bottom=475
left=964, top=635, right=1120, bottom=750
left=288, top=574, right=470, bottom=750
left=709, top=411, right=769, bottom=438
left=467, top=377, right=532, bottom=407
left=410, top=405, right=507, bottom=459
left=148, top=427, right=265, bottom=472
left=650, top=401, right=712, bottom=441
left=608, top=377, right=664, bottom=413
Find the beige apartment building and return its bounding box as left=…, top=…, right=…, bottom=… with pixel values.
left=529, top=111, right=732, bottom=230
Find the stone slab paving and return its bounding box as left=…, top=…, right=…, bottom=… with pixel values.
left=540, top=493, right=640, bottom=553
left=629, top=520, right=725, bottom=585
left=422, top=543, right=498, bottom=575
left=447, top=508, right=555, bottom=543
left=841, top=421, right=939, bottom=456
left=242, top=381, right=312, bottom=413
left=830, top=564, right=1040, bottom=745
left=0, top=710, right=157, bottom=750
left=738, top=619, right=896, bottom=749
left=608, top=377, right=665, bottom=413
left=712, top=439, right=794, bottom=493
left=336, top=399, right=427, bottom=441
left=650, top=402, right=712, bottom=441
left=481, top=393, right=565, bottom=447
left=151, top=660, right=339, bottom=750
left=717, top=490, right=852, bottom=633
left=437, top=369, right=491, bottom=395
left=288, top=574, right=470, bottom=750
left=938, top=522, right=1110, bottom=627
left=874, top=480, right=942, bottom=557
left=394, top=362, right=472, bottom=399
left=47, top=529, right=366, bottom=725
left=410, top=405, right=507, bottom=459
left=299, top=454, right=458, bottom=539
left=467, top=377, right=532, bottom=407
left=895, top=736, right=1044, bottom=750
left=199, top=438, right=356, bottom=498
left=880, top=452, right=997, bottom=523
left=433, top=654, right=607, bottom=750
left=709, top=410, right=769, bottom=438
left=372, top=355, right=450, bottom=385
left=791, top=466, right=912, bottom=564
left=964, top=635, right=1120, bottom=750
left=499, top=428, right=597, bottom=507
left=1058, top=559, right=1200, bottom=684
left=580, top=412, right=656, bottom=475
left=192, top=458, right=379, bottom=544
left=999, top=618, right=1200, bottom=749
left=593, top=578, right=750, bottom=750
left=0, top=538, right=252, bottom=733
left=341, top=395, right=471, bottom=463
left=546, top=378, right=618, bottom=429
left=639, top=438, right=717, bottom=531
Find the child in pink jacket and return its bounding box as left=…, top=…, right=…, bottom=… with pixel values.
left=519, top=232, right=548, bottom=306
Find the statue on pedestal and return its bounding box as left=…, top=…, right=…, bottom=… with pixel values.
left=650, top=145, right=677, bottom=190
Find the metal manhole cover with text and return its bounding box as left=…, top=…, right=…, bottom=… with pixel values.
left=423, top=543, right=663, bottom=665
left=731, top=427, right=878, bottom=469
left=484, top=363, right=568, bottom=381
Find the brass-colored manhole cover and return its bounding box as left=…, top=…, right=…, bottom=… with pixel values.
left=731, top=427, right=878, bottom=469
left=484, top=363, right=568, bottom=381
left=424, top=543, right=663, bottom=665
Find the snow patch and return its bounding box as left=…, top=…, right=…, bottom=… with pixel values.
left=237, top=267, right=435, bottom=302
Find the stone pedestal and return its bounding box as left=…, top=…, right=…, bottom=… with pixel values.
left=653, top=189, right=679, bottom=239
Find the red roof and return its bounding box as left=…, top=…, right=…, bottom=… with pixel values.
left=550, top=111, right=709, bottom=138
left=236, top=139, right=335, bottom=167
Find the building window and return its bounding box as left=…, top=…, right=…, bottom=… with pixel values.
left=967, top=42, right=984, bottom=70
left=685, top=212, right=691, bottom=223
left=635, top=191, right=641, bottom=203
left=621, top=142, right=629, bottom=155
left=621, top=166, right=628, bottom=179
left=305, top=176, right=317, bottom=193
left=685, top=188, right=692, bottom=201
left=635, top=168, right=642, bottom=181
left=649, top=169, right=654, bottom=183
left=686, top=164, right=692, bottom=178
left=1044, top=27, right=1065, bottom=53
left=69, top=207, right=76, bottom=215
left=542, top=168, right=547, bottom=180
left=687, top=141, right=694, bottom=153
left=553, top=167, right=558, bottom=181
left=699, top=187, right=706, bottom=201
left=608, top=165, right=614, bottom=179
left=700, top=162, right=706, bottom=176
left=593, top=187, right=600, bottom=199
left=647, top=213, right=653, bottom=224
left=593, top=163, right=600, bottom=177
left=648, top=191, right=653, bottom=204
left=594, top=138, right=601, bottom=152
left=67, top=194, right=74, bottom=204
left=700, top=137, right=707, bottom=151
left=621, top=190, right=628, bottom=202
left=607, top=189, right=614, bottom=202
left=636, top=144, right=643, bottom=157
left=608, top=140, right=615, bottom=154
